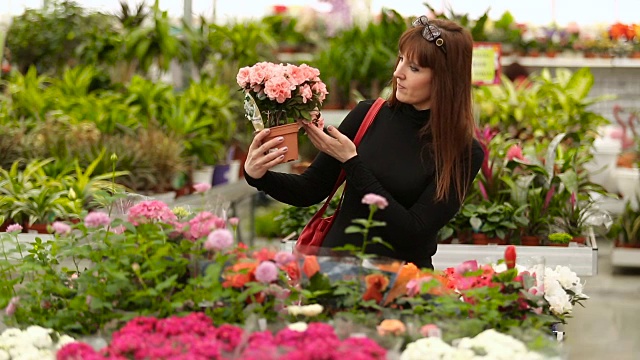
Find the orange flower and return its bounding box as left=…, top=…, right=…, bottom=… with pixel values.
left=362, top=273, right=390, bottom=303
left=377, top=319, right=406, bottom=336
left=384, top=263, right=421, bottom=305
left=222, top=262, right=257, bottom=288
left=302, top=255, right=320, bottom=278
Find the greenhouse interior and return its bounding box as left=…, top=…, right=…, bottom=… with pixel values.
left=1, top=1, right=639, bottom=359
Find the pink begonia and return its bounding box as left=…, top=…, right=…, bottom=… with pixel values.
left=6, top=223, right=22, bottom=233
left=274, top=251, right=296, bottom=266
left=255, top=261, right=279, bottom=283
left=52, top=221, right=71, bottom=235
left=204, top=228, right=234, bottom=251
left=84, top=212, right=111, bottom=228
left=5, top=296, right=19, bottom=315
left=127, top=200, right=177, bottom=226
left=228, top=217, right=240, bottom=226
left=193, top=182, right=211, bottom=193
left=184, top=211, right=225, bottom=240
left=361, top=193, right=388, bottom=210
left=506, top=144, right=525, bottom=161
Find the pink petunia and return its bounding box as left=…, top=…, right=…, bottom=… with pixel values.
left=204, top=228, right=234, bottom=251
left=84, top=212, right=111, bottom=228
left=52, top=221, right=71, bottom=235
left=255, top=261, right=279, bottom=283
left=6, top=223, right=22, bottom=233
left=361, top=193, right=388, bottom=210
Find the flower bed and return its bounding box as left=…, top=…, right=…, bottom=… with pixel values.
left=0, top=193, right=583, bottom=359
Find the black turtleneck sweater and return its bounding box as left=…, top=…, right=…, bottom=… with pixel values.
left=245, top=100, right=484, bottom=269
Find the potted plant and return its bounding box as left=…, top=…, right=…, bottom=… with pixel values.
left=478, top=202, right=529, bottom=245
left=237, top=62, right=329, bottom=162
left=609, top=196, right=640, bottom=248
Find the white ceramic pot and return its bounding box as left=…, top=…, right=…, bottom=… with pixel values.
left=614, top=167, right=640, bottom=208
left=192, top=166, right=214, bottom=185
left=585, top=137, right=622, bottom=193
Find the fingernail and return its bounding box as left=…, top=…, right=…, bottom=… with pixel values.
left=265, top=129, right=270, bottom=134
left=281, top=146, right=288, bottom=152
left=302, top=120, right=309, bottom=125
left=277, top=136, right=284, bottom=142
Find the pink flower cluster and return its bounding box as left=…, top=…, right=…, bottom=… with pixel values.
left=57, top=313, right=387, bottom=360
left=237, top=62, right=328, bottom=124
left=84, top=212, right=111, bottom=228
left=183, top=211, right=227, bottom=241
left=126, top=200, right=177, bottom=226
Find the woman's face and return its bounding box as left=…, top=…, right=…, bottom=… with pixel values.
left=393, top=52, right=433, bottom=110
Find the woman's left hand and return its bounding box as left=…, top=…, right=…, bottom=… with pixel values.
left=299, top=120, right=357, bottom=163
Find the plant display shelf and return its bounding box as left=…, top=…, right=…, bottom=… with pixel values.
left=610, top=245, right=640, bottom=268
left=433, top=229, right=598, bottom=277
left=502, top=55, right=640, bottom=68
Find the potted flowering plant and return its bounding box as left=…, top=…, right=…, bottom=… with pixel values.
left=237, top=62, right=329, bottom=162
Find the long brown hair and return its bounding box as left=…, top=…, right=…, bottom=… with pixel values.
left=388, top=19, right=475, bottom=202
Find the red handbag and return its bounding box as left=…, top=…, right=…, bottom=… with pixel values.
left=295, top=98, right=386, bottom=254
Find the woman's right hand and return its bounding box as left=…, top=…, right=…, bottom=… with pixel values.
left=244, top=129, right=288, bottom=179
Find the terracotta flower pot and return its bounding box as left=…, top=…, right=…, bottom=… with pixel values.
left=264, top=123, right=300, bottom=162
left=521, top=235, right=541, bottom=246
left=472, top=233, right=488, bottom=245
left=548, top=242, right=569, bottom=247
left=572, top=236, right=587, bottom=245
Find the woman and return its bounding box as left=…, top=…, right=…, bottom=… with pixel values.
left=244, top=17, right=484, bottom=269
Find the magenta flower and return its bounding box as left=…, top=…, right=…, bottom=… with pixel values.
left=5, top=296, right=19, bottom=316
left=52, top=221, right=71, bottom=235
left=6, top=223, right=22, bottom=233
left=84, top=212, right=111, bottom=228
left=57, top=342, right=100, bottom=360
left=361, top=193, right=388, bottom=209
left=506, top=144, right=525, bottom=162
left=204, top=228, right=234, bottom=251
left=193, top=182, right=211, bottom=193
left=127, top=200, right=177, bottom=226
left=255, top=261, right=279, bottom=283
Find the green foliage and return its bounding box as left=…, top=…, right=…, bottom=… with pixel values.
left=608, top=197, right=640, bottom=245
left=547, top=232, right=572, bottom=244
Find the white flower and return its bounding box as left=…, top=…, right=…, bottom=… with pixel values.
left=400, top=337, right=473, bottom=360
left=0, top=327, right=73, bottom=360
left=25, top=326, right=53, bottom=349
left=287, top=322, right=308, bottom=332
left=287, top=304, right=324, bottom=317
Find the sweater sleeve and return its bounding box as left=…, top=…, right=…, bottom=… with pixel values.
left=244, top=101, right=375, bottom=207
left=342, top=140, right=485, bottom=252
